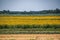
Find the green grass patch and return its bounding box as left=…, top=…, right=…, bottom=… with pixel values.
left=0, top=24, right=60, bottom=34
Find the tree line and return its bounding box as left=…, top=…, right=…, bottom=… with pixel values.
left=0, top=8, right=60, bottom=14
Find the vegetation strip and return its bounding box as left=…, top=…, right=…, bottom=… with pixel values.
left=0, top=25, right=60, bottom=34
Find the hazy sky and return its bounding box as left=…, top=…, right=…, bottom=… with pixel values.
left=0, top=0, right=60, bottom=11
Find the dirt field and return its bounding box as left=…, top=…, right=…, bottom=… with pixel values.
left=0, top=34, right=60, bottom=40
left=0, top=16, right=60, bottom=25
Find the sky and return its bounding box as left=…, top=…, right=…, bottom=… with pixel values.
left=0, top=0, right=60, bottom=11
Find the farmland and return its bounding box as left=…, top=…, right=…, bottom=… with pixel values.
left=0, top=14, right=60, bottom=40
left=0, top=16, right=60, bottom=25
left=0, top=15, right=60, bottom=34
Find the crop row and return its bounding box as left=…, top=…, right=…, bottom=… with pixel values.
left=0, top=24, right=60, bottom=29
left=0, top=24, right=60, bottom=34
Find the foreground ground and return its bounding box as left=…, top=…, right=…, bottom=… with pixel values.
left=0, top=34, right=60, bottom=40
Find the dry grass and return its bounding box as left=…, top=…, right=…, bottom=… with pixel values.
left=0, top=34, right=60, bottom=40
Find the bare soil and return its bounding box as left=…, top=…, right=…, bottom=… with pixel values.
left=0, top=34, right=60, bottom=40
